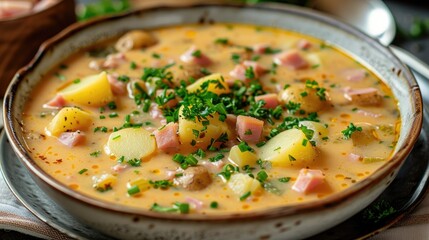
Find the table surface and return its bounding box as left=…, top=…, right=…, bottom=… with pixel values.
left=1, top=0, right=428, bottom=239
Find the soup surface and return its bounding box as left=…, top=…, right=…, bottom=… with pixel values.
left=22, top=23, right=400, bottom=214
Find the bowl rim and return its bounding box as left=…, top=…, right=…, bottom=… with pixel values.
left=3, top=3, right=424, bottom=221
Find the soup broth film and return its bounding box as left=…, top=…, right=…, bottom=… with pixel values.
left=22, top=24, right=400, bottom=214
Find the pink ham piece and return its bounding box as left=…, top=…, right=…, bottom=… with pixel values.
left=292, top=169, right=325, bottom=193
left=111, top=164, right=128, bottom=173
left=255, top=93, right=279, bottom=109
left=153, top=122, right=180, bottom=153
left=107, top=73, right=127, bottom=95
left=252, top=43, right=268, bottom=54
left=297, top=39, right=312, bottom=50
left=149, top=103, right=164, bottom=120
left=273, top=50, right=308, bottom=70
left=155, top=89, right=178, bottom=108
left=348, top=153, right=362, bottom=162
left=229, top=61, right=266, bottom=81
left=185, top=197, right=204, bottom=210
left=43, top=94, right=66, bottom=109
left=180, top=46, right=212, bottom=67
left=58, top=131, right=85, bottom=147
left=200, top=160, right=225, bottom=173
left=226, top=114, right=237, bottom=127
left=103, top=53, right=127, bottom=69
left=236, top=115, right=264, bottom=143
left=344, top=87, right=383, bottom=106
left=342, top=69, right=367, bottom=82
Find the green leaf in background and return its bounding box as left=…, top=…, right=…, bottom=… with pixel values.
left=78, top=0, right=130, bottom=21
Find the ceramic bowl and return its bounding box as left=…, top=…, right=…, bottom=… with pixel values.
left=3, top=4, right=423, bottom=240
left=0, top=0, right=76, bottom=97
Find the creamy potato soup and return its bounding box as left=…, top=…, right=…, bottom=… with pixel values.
left=22, top=24, right=400, bottom=214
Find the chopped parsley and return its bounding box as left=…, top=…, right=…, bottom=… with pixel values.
left=127, top=185, right=140, bottom=195
left=130, top=61, right=137, bottom=69
left=209, top=153, right=224, bottom=162
left=192, top=50, right=202, bottom=58
left=210, top=201, right=219, bottom=209
left=150, top=202, right=190, bottom=214
left=239, top=191, right=251, bottom=201
left=152, top=53, right=161, bottom=59
left=278, top=177, right=291, bottom=183
left=238, top=141, right=255, bottom=152
left=231, top=53, right=241, bottom=64
left=117, top=75, right=130, bottom=82
left=149, top=180, right=173, bottom=189
left=256, top=170, right=268, bottom=182
left=215, top=38, right=229, bottom=44
left=217, top=164, right=239, bottom=181
left=107, top=101, right=117, bottom=110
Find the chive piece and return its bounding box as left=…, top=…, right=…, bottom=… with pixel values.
left=288, top=155, right=296, bottom=161
left=112, top=135, right=121, bottom=140
left=143, top=99, right=151, bottom=113
left=240, top=191, right=251, bottom=201
left=278, top=177, right=291, bottom=183
left=78, top=168, right=88, bottom=174
left=73, top=79, right=81, bottom=84
left=237, top=142, right=254, bottom=153
left=99, top=115, right=106, bottom=119
left=107, top=101, right=117, bottom=110
left=191, top=50, right=202, bottom=57
left=130, top=61, right=137, bottom=69
left=174, top=202, right=190, bottom=214
left=300, top=91, right=308, bottom=97
left=90, top=151, right=101, bottom=157
left=127, top=185, right=140, bottom=195
left=256, top=170, right=268, bottom=183
left=109, top=112, right=119, bottom=118
left=214, top=38, right=229, bottom=44
left=342, top=123, right=362, bottom=139
left=54, top=72, right=66, bottom=81
left=152, top=53, right=161, bottom=59
left=210, top=201, right=219, bottom=209
left=117, top=75, right=130, bottom=82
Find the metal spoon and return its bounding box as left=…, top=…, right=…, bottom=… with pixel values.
left=312, top=0, right=429, bottom=104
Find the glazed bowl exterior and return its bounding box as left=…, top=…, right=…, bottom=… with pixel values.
left=3, top=4, right=423, bottom=240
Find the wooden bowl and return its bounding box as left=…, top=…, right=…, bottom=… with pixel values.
left=0, top=0, right=76, bottom=97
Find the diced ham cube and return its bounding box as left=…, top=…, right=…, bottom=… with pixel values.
left=344, top=87, right=383, bottom=106
left=229, top=64, right=246, bottom=81
left=185, top=197, right=204, bottom=210
left=103, top=53, right=127, bottom=69
left=107, top=73, right=127, bottom=95
left=153, top=123, right=180, bottom=153
left=236, top=115, right=264, bottom=143
left=255, top=93, right=279, bottom=109
left=43, top=95, right=66, bottom=109
left=297, top=39, right=312, bottom=50
left=243, top=61, right=267, bottom=77
left=155, top=89, right=178, bottom=108
left=229, top=61, right=266, bottom=81
left=273, top=50, right=308, bottom=70
left=149, top=103, right=164, bottom=120
left=292, top=169, right=325, bottom=193
left=200, top=160, right=225, bottom=173
left=111, top=164, right=128, bottom=173
left=58, top=131, right=85, bottom=147
left=180, top=46, right=212, bottom=67
left=342, top=69, right=367, bottom=82
left=252, top=43, right=268, bottom=54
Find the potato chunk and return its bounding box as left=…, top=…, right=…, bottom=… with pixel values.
left=228, top=173, right=261, bottom=198
left=46, top=107, right=92, bottom=136
left=92, top=173, right=117, bottom=192
left=106, top=128, right=156, bottom=161
left=351, top=123, right=379, bottom=146
left=186, top=73, right=230, bottom=94
left=279, top=85, right=327, bottom=113
left=59, top=72, right=114, bottom=107
left=299, top=121, right=328, bottom=144
left=178, top=106, right=229, bottom=150
left=228, top=145, right=258, bottom=168
left=259, top=128, right=317, bottom=167
left=174, top=166, right=212, bottom=191
left=127, top=178, right=151, bottom=194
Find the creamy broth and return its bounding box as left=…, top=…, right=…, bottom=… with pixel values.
left=22, top=24, right=399, bottom=214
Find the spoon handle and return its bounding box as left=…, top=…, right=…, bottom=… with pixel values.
left=390, top=45, right=429, bottom=105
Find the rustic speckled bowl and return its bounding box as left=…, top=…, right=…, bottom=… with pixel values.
left=3, top=3, right=423, bottom=240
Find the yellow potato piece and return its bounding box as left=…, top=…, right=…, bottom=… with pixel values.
left=106, top=128, right=156, bottom=161
left=59, top=72, right=113, bottom=107
left=178, top=106, right=229, bottom=150
left=228, top=173, right=261, bottom=198
left=259, top=128, right=317, bottom=167
left=279, top=85, right=327, bottom=113
left=299, top=121, right=328, bottom=144
left=186, top=73, right=230, bottom=94
left=92, top=173, right=117, bottom=191
left=46, top=107, right=92, bottom=136
left=228, top=145, right=258, bottom=168
left=127, top=178, right=151, bottom=192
